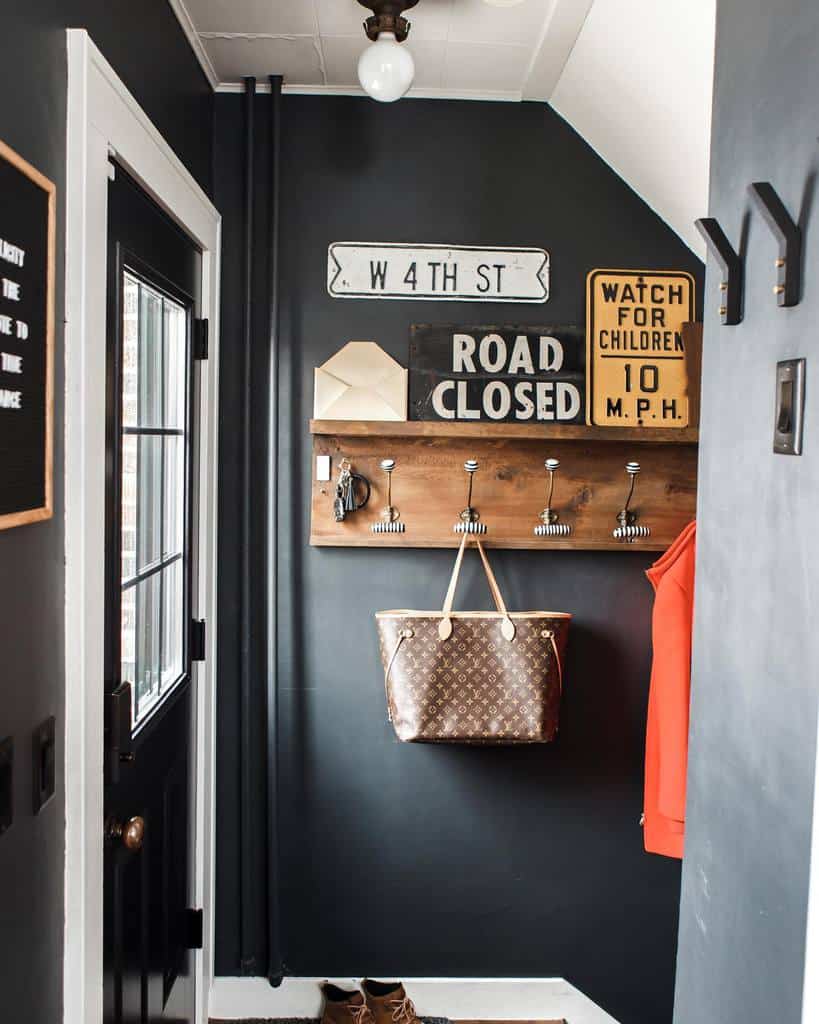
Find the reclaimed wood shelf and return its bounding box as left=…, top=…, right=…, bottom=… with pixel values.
left=310, top=322, right=702, bottom=551
left=310, top=420, right=698, bottom=552
left=311, top=419, right=699, bottom=444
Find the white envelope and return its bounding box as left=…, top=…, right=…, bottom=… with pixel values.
left=314, top=341, right=407, bottom=420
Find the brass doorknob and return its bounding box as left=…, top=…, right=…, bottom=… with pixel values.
left=106, top=815, right=145, bottom=851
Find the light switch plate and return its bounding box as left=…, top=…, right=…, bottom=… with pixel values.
left=316, top=454, right=331, bottom=482
left=774, top=358, right=805, bottom=455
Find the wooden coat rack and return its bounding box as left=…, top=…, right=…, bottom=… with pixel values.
left=310, top=324, right=701, bottom=552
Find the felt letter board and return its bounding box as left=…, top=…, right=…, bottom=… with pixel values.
left=0, top=139, right=55, bottom=529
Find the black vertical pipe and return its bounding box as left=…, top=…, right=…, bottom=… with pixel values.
left=266, top=74, right=284, bottom=985
left=239, top=74, right=257, bottom=974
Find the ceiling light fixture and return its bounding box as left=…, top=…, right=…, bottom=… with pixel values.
left=357, top=0, right=419, bottom=103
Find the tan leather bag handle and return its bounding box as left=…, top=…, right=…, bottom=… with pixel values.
left=439, top=533, right=516, bottom=641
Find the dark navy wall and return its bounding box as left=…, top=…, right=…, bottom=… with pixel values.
left=0, top=5, right=210, bottom=1022
left=675, top=2, right=819, bottom=1022
left=214, top=94, right=702, bottom=1024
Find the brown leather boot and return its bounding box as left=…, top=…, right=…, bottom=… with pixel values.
left=320, top=983, right=375, bottom=1024
left=362, top=980, right=422, bottom=1024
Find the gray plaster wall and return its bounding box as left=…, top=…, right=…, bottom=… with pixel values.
left=674, top=2, right=819, bottom=1021
left=214, top=94, right=703, bottom=1024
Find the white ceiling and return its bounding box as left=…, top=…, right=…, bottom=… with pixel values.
left=169, top=0, right=594, bottom=101
left=551, top=0, right=716, bottom=257
left=168, top=0, right=716, bottom=256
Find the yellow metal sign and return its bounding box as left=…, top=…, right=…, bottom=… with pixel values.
left=586, top=269, right=696, bottom=428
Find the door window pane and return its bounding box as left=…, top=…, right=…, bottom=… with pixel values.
left=161, top=561, right=184, bottom=691
left=163, top=436, right=185, bottom=559
left=121, top=580, right=136, bottom=701
left=122, top=277, right=139, bottom=427
left=138, top=285, right=163, bottom=429
left=133, top=573, right=161, bottom=721
left=121, top=435, right=137, bottom=580
left=120, top=271, right=189, bottom=728
left=137, top=435, right=163, bottom=572
left=164, top=301, right=187, bottom=430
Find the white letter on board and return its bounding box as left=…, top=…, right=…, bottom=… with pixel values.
left=539, top=337, right=564, bottom=372
left=452, top=334, right=476, bottom=373
left=431, top=380, right=456, bottom=419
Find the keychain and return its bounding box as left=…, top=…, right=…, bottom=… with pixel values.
left=333, top=457, right=371, bottom=522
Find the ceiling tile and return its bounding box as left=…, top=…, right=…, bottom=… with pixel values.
left=322, top=35, right=446, bottom=89
left=315, top=0, right=454, bottom=43
left=202, top=35, right=325, bottom=84
left=443, top=40, right=529, bottom=92
left=447, top=0, right=551, bottom=47
left=184, top=0, right=317, bottom=35
left=313, top=0, right=363, bottom=37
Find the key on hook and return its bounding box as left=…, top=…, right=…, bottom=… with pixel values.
left=333, top=457, right=371, bottom=523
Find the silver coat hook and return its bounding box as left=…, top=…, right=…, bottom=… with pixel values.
left=613, top=461, right=651, bottom=542
left=534, top=458, right=572, bottom=537
left=372, top=457, right=406, bottom=534
left=454, top=458, right=487, bottom=535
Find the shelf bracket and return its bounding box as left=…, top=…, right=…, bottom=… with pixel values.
left=695, top=217, right=743, bottom=325
left=748, top=182, right=802, bottom=307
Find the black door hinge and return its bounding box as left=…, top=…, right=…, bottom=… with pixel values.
left=191, top=619, right=206, bottom=662
left=193, top=318, right=209, bottom=360
left=184, top=908, right=204, bottom=950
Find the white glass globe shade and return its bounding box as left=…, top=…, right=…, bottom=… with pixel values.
left=358, top=32, right=415, bottom=103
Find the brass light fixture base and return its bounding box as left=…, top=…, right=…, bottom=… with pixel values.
left=357, top=0, right=420, bottom=42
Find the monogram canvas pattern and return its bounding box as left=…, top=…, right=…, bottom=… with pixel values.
left=376, top=615, right=569, bottom=744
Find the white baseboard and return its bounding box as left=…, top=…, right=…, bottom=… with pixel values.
left=209, top=977, right=619, bottom=1023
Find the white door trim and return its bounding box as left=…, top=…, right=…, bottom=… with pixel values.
left=64, top=29, right=220, bottom=1024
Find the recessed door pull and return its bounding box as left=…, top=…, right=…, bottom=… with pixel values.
left=613, top=461, right=651, bottom=542
left=773, top=358, right=806, bottom=455
left=534, top=458, right=572, bottom=538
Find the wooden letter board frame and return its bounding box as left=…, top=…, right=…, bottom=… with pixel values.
left=0, top=139, right=55, bottom=530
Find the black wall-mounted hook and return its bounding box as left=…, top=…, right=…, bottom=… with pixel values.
left=695, top=217, right=743, bottom=325
left=747, top=182, right=802, bottom=307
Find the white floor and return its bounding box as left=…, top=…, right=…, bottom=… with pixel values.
left=209, top=977, right=620, bottom=1022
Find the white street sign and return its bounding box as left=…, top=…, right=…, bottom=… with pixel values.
left=327, top=242, right=550, bottom=303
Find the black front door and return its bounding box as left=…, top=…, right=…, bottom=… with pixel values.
left=103, top=164, right=202, bottom=1024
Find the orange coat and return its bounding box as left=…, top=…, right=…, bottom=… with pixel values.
left=643, top=521, right=696, bottom=859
